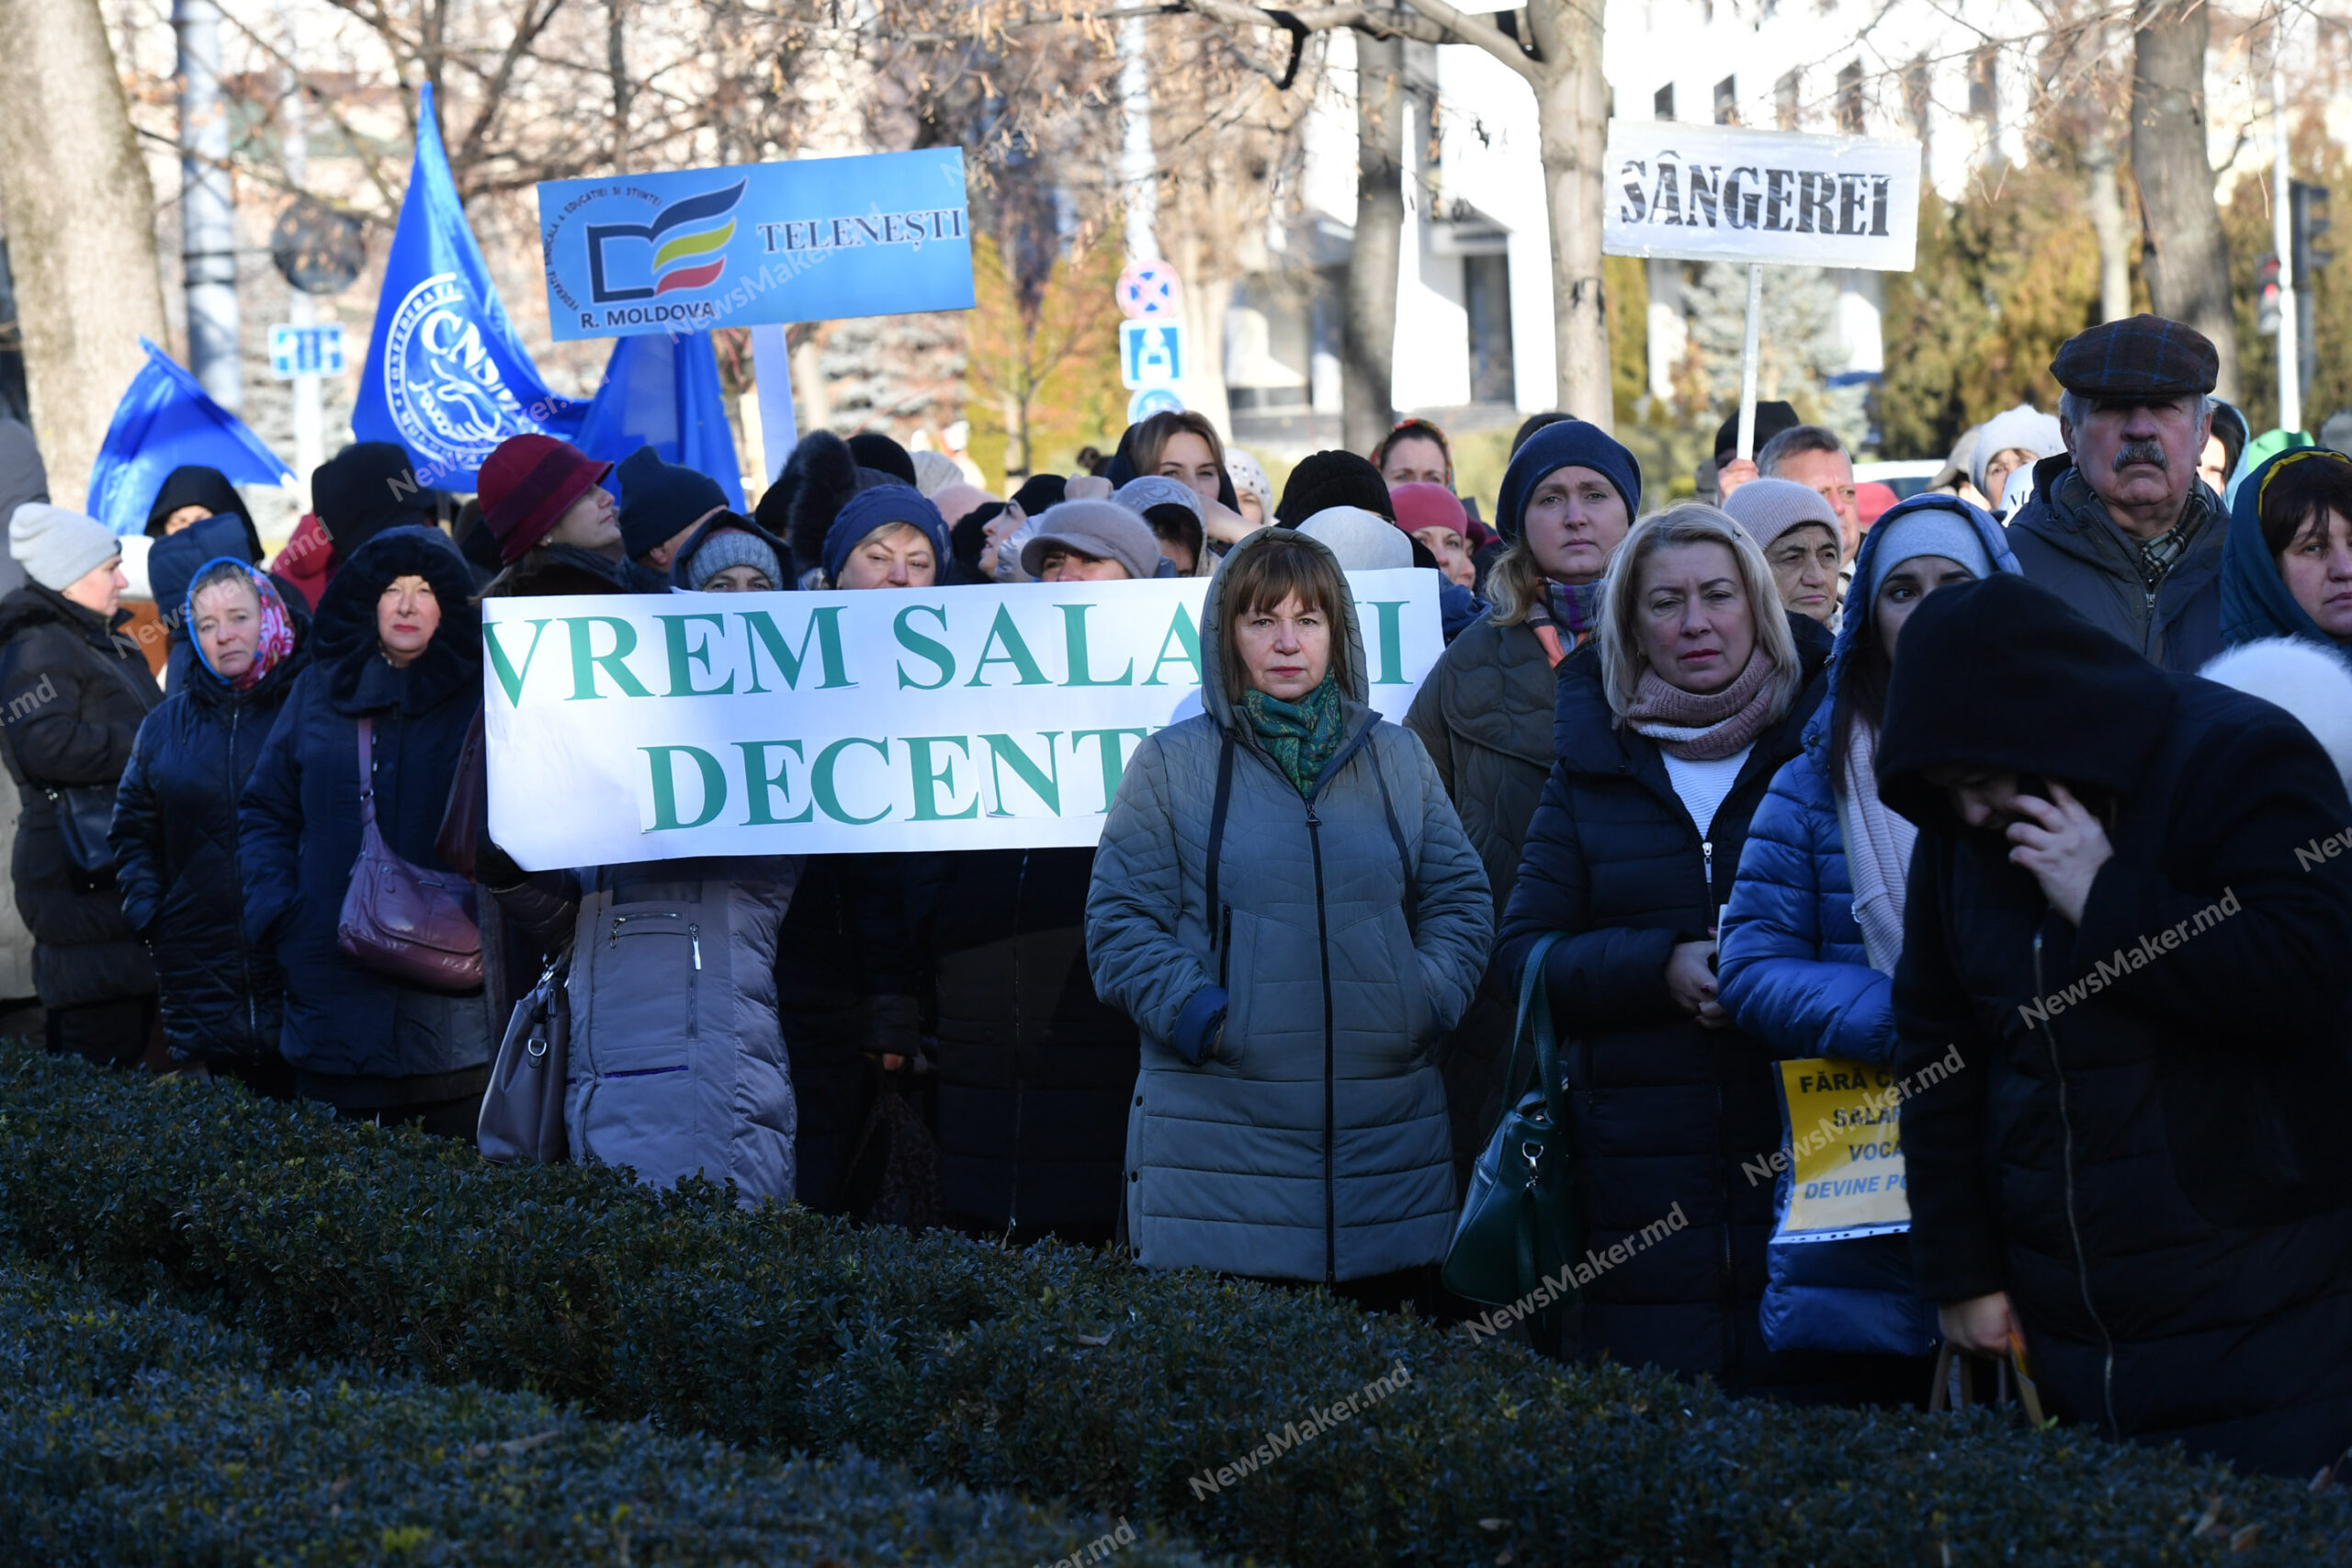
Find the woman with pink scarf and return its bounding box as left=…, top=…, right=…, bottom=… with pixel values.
left=112, top=558, right=307, bottom=1097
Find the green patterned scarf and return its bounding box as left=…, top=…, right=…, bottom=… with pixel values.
left=1242, top=670, right=1347, bottom=795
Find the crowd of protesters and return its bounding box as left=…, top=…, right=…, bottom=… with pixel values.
left=0, top=309, right=2348, bottom=1478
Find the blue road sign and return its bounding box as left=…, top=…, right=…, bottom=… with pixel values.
left=1119, top=320, right=1184, bottom=389
left=268, top=321, right=345, bottom=378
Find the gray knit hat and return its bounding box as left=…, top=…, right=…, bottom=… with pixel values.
left=1297, top=505, right=1410, bottom=570
left=1721, top=478, right=1841, bottom=555
left=10, top=502, right=120, bottom=592
left=1020, top=500, right=1162, bottom=581
left=1860, top=509, right=1995, bottom=606
left=684, top=526, right=782, bottom=592
left=910, top=449, right=963, bottom=497
left=1113, top=475, right=1203, bottom=521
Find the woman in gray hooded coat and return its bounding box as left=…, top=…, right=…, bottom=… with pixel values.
left=1086, top=528, right=1492, bottom=1291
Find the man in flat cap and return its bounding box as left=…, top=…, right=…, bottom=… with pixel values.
left=2005, top=314, right=2224, bottom=671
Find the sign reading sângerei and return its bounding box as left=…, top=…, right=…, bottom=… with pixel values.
left=1602, top=120, right=1922, bottom=271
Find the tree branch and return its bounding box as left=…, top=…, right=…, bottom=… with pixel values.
left=1166, top=0, right=1540, bottom=85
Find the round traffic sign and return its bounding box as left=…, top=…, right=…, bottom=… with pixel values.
left=1127, top=386, right=1184, bottom=423
left=1115, top=260, right=1182, bottom=320
left=271, top=197, right=366, bottom=295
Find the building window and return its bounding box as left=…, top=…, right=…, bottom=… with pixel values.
left=1776, top=70, right=1801, bottom=130
left=1904, top=56, right=1932, bottom=163
left=1714, top=75, right=1738, bottom=125
left=1464, top=253, right=1516, bottom=405
left=1654, top=83, right=1676, bottom=120
left=1969, top=47, right=1997, bottom=122
left=1836, top=61, right=1864, bottom=133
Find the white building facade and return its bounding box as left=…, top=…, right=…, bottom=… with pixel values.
left=1223, top=0, right=2286, bottom=458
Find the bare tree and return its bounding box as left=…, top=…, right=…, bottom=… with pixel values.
left=1344, top=28, right=1403, bottom=448
left=0, top=0, right=170, bottom=508
left=1175, top=0, right=1613, bottom=431
left=2033, top=4, right=2136, bottom=326
left=2130, top=0, right=2237, bottom=397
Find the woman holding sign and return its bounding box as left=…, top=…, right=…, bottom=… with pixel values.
left=1715, top=494, right=2018, bottom=1378
left=774, top=481, right=954, bottom=1215
left=1087, top=528, right=1493, bottom=1297
left=1497, top=505, right=1838, bottom=1394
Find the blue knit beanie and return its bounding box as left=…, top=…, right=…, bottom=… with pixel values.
left=1495, top=420, right=1641, bottom=542
left=616, top=445, right=729, bottom=560
left=823, top=484, right=951, bottom=582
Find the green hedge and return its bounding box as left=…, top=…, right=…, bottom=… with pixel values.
left=0, top=1252, right=1196, bottom=1567
left=2, top=1045, right=2346, bottom=1565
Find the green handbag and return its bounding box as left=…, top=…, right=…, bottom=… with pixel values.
left=1441, top=931, right=1577, bottom=1340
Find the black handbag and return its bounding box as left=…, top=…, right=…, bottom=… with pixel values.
left=1442, top=931, right=1575, bottom=1343
left=478, top=954, right=570, bottom=1165
left=45, top=784, right=118, bottom=889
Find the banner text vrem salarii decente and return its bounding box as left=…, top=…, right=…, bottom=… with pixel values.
left=1616, top=154, right=1894, bottom=238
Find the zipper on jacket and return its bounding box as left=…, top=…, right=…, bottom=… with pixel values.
left=2031, top=925, right=2120, bottom=1438
left=1702, top=839, right=1715, bottom=902
left=230, top=704, right=259, bottom=1052
left=1216, top=906, right=1232, bottom=986
left=1305, top=800, right=1337, bottom=1289
left=1008, top=851, right=1030, bottom=1235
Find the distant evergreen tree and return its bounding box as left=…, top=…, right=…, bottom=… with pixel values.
left=1685, top=262, right=1868, bottom=453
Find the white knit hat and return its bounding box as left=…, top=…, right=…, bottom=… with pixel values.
left=9, top=502, right=120, bottom=592
left=1226, top=448, right=1274, bottom=517
left=1970, top=403, right=2064, bottom=496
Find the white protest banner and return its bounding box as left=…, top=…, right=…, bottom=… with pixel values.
left=483, top=571, right=1442, bottom=871
left=1603, top=121, right=1922, bottom=271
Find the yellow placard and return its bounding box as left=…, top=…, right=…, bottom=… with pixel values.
left=1773, top=1058, right=1913, bottom=1241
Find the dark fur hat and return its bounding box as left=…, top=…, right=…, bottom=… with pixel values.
left=760, top=431, right=862, bottom=578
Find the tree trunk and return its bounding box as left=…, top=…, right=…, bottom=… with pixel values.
left=1528, top=0, right=1612, bottom=431
left=1342, top=28, right=1403, bottom=452
left=2083, top=115, right=2133, bottom=323
left=2130, top=0, right=2237, bottom=399
left=0, top=0, right=168, bottom=509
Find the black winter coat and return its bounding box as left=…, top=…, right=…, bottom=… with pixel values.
left=775, top=852, right=934, bottom=1214
left=238, top=528, right=493, bottom=1083
left=0, top=584, right=161, bottom=1009
left=112, top=626, right=307, bottom=1062
left=927, top=847, right=1138, bottom=1240
left=1880, top=574, right=2352, bottom=1476
left=1499, top=616, right=1866, bottom=1397
left=1405, top=613, right=1565, bottom=1188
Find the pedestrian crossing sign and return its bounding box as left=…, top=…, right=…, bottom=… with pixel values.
left=1120, top=320, right=1184, bottom=389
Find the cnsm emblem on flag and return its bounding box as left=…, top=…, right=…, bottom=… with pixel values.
left=380, top=271, right=541, bottom=471
left=586, top=180, right=748, bottom=303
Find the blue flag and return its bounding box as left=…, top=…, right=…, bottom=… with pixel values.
left=354, top=82, right=582, bottom=491
left=85, top=339, right=295, bottom=536
left=571, top=331, right=746, bottom=510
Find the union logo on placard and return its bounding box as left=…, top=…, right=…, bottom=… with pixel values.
left=381, top=272, right=537, bottom=469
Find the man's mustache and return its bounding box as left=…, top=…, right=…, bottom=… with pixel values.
left=2114, top=440, right=2168, bottom=470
